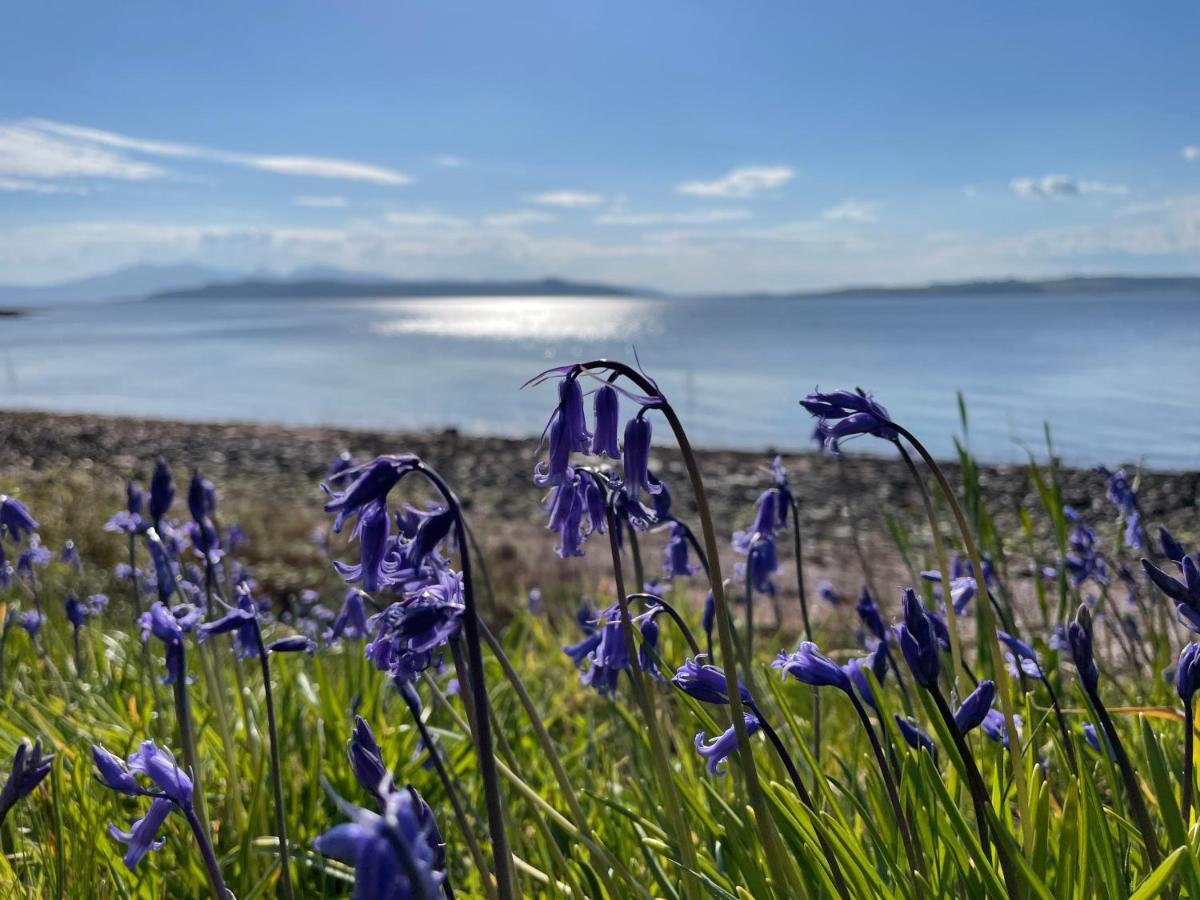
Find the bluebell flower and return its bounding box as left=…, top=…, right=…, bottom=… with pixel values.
left=846, top=646, right=888, bottom=710
left=106, top=481, right=146, bottom=534
left=16, top=537, right=51, bottom=579
left=1176, top=643, right=1200, bottom=703
left=16, top=611, right=45, bottom=639
left=144, top=534, right=179, bottom=604
left=65, top=593, right=86, bottom=629
left=590, top=384, right=621, bottom=458
left=60, top=540, right=82, bottom=572
left=817, top=579, right=842, bottom=606
left=527, top=588, right=544, bottom=616
left=580, top=603, right=630, bottom=696
left=671, top=657, right=752, bottom=705
left=998, top=630, right=1038, bottom=662
left=87, top=593, right=109, bottom=614
left=1081, top=722, right=1113, bottom=757
left=364, top=577, right=464, bottom=685
left=1160, top=527, right=1187, bottom=564
left=329, top=589, right=371, bottom=642
left=148, top=459, right=174, bottom=525
left=109, top=797, right=173, bottom=870
left=201, top=590, right=265, bottom=659
left=139, top=601, right=191, bottom=685
left=534, top=374, right=591, bottom=487
left=327, top=450, right=359, bottom=487
left=894, top=716, right=937, bottom=758
left=920, top=571, right=977, bottom=614
left=323, top=455, right=420, bottom=533
left=348, top=715, right=393, bottom=801
left=187, top=470, right=217, bottom=524
left=1098, top=466, right=1143, bottom=549
left=701, top=591, right=715, bottom=650
left=314, top=785, right=444, bottom=899
left=663, top=522, right=696, bottom=579
left=334, top=501, right=391, bottom=592
left=563, top=605, right=602, bottom=668
left=1142, top=556, right=1200, bottom=632
left=0, top=739, right=53, bottom=824
left=652, top=479, right=672, bottom=521
left=636, top=607, right=663, bottom=680
left=1064, top=516, right=1108, bottom=587
left=267, top=636, right=315, bottom=655
left=769, top=456, right=793, bottom=528
left=94, top=741, right=195, bottom=872
left=1067, top=605, right=1099, bottom=694
left=621, top=414, right=661, bottom=507
left=695, top=714, right=761, bottom=776
left=954, top=680, right=996, bottom=735
left=545, top=473, right=591, bottom=559
left=855, top=586, right=888, bottom=644
left=735, top=533, right=778, bottom=597
left=772, top=642, right=852, bottom=692
left=896, top=588, right=941, bottom=689
left=801, top=388, right=898, bottom=452
left=0, top=496, right=38, bottom=544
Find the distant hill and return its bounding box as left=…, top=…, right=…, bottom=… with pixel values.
left=747, top=275, right=1200, bottom=301
left=152, top=276, right=658, bottom=300
left=0, top=264, right=230, bottom=307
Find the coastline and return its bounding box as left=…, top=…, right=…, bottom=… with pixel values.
left=3, top=408, right=1196, bottom=630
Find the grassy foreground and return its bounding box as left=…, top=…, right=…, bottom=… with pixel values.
left=0, top=371, right=1198, bottom=898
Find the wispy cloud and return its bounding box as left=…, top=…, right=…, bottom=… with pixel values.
left=594, top=208, right=752, bottom=226
left=0, top=176, right=90, bottom=195
left=822, top=199, right=879, bottom=224
left=1, top=118, right=413, bottom=188
left=433, top=155, right=467, bottom=168
left=1183, top=146, right=1200, bottom=163
left=294, top=195, right=348, bottom=208
left=385, top=210, right=468, bottom=228
left=676, top=165, right=794, bottom=198
left=1010, top=174, right=1129, bottom=199
left=483, top=210, right=556, bottom=227
left=531, top=190, right=605, bottom=208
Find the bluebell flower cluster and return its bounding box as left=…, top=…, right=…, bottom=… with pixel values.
left=93, top=741, right=194, bottom=871
left=0, top=739, right=53, bottom=825
left=1098, top=466, right=1143, bottom=550
left=801, top=388, right=898, bottom=453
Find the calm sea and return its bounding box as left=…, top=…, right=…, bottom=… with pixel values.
left=1, top=290, right=1196, bottom=468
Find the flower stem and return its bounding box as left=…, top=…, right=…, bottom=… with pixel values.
left=183, top=804, right=228, bottom=900
left=1090, top=688, right=1162, bottom=866
left=417, top=465, right=517, bottom=900
left=786, top=494, right=822, bottom=764
left=172, top=644, right=210, bottom=836
left=626, top=593, right=701, bottom=656
left=254, top=635, right=294, bottom=900
left=1184, top=702, right=1195, bottom=827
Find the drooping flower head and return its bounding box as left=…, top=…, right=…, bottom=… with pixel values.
left=635, top=606, right=664, bottom=680
left=328, top=589, right=371, bottom=643
left=671, top=657, right=752, bottom=706
left=93, top=741, right=194, bottom=871
left=200, top=587, right=265, bottom=659
left=1098, top=466, right=1143, bottom=550
left=894, top=715, right=937, bottom=758
left=348, top=715, right=394, bottom=802
left=896, top=588, right=941, bottom=690
left=65, top=592, right=86, bottom=629
left=562, top=602, right=603, bottom=668
left=1177, top=643, right=1200, bottom=704
left=663, top=522, right=697, bottom=579
left=334, top=501, right=391, bottom=592
left=695, top=714, right=761, bottom=776
left=139, top=601, right=197, bottom=685
left=621, top=413, right=661, bottom=508
left=590, top=383, right=621, bottom=459
left=579, top=603, right=631, bottom=696
left=1067, top=604, right=1099, bottom=694
left=845, top=645, right=888, bottom=710
left=323, top=455, right=421, bottom=534
left=61, top=540, right=82, bottom=572
left=0, top=739, right=53, bottom=824
left=800, top=388, right=898, bottom=453
left=818, top=579, right=842, bottom=606
left=953, top=680, right=996, bottom=735
left=772, top=642, right=852, bottom=693
left=148, top=459, right=174, bottom=525
left=1142, top=555, right=1200, bottom=633
left=327, top=450, right=359, bottom=487
left=534, top=373, right=591, bottom=487
left=0, top=496, right=38, bottom=544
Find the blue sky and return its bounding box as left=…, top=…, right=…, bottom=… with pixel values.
left=2, top=1, right=1198, bottom=290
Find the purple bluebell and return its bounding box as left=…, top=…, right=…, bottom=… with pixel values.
left=846, top=645, right=888, bottom=710
left=139, top=601, right=190, bottom=685
left=16, top=537, right=50, bottom=579
left=60, top=540, right=82, bottom=572
left=527, top=588, right=544, bottom=616
left=1064, top=516, right=1108, bottom=587
left=534, top=374, right=591, bottom=487
left=364, top=578, right=464, bottom=685
left=652, top=479, right=672, bottom=521
left=545, top=473, right=590, bottom=559
left=894, top=716, right=936, bottom=757
left=187, top=470, right=217, bottom=523
left=0, top=739, right=53, bottom=824
left=1160, top=528, right=1187, bottom=564
left=1098, top=466, right=1143, bottom=549
left=772, top=642, right=852, bottom=692
left=106, top=480, right=146, bottom=534
left=65, top=593, right=86, bottom=629
left=580, top=603, right=631, bottom=696
left=998, top=630, right=1037, bottom=663
left=663, top=522, right=696, bottom=579
left=329, top=589, right=370, bottom=642
left=636, top=607, right=663, bottom=680
left=817, top=579, right=842, bottom=606
left=323, top=455, right=420, bottom=533
left=1081, top=722, right=1112, bottom=757
left=0, top=496, right=37, bottom=544
left=896, top=588, right=941, bottom=689
left=855, top=586, right=888, bottom=644
left=16, top=611, right=44, bottom=639
left=348, top=715, right=393, bottom=801
left=109, top=797, right=173, bottom=870
left=148, top=459, right=174, bottom=525
left=801, top=388, right=898, bottom=452
left=1067, top=605, right=1099, bottom=694
left=1177, top=643, right=1200, bottom=703
left=144, top=534, right=179, bottom=604
left=769, top=456, right=793, bottom=528
left=954, top=680, right=996, bottom=735
left=621, top=414, right=661, bottom=507
left=87, top=593, right=109, bottom=614
left=590, top=384, right=621, bottom=458
left=314, top=784, right=444, bottom=899
left=201, top=590, right=265, bottom=659
left=334, top=501, right=391, bottom=592
left=1142, top=556, right=1200, bottom=632
left=695, top=714, right=761, bottom=776
left=671, top=657, right=752, bottom=705
left=563, top=605, right=602, bottom=667
left=327, top=450, right=359, bottom=487
left=737, top=534, right=778, bottom=597
left=701, top=591, right=715, bottom=650
left=268, top=636, right=315, bottom=655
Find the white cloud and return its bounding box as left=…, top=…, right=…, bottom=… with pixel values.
left=294, top=195, right=348, bottom=208
left=676, top=165, right=794, bottom=198
left=594, top=209, right=752, bottom=226
left=531, top=190, right=605, bottom=208
left=1010, top=174, right=1129, bottom=199
left=1183, top=146, right=1200, bottom=162
left=0, top=176, right=89, bottom=194
left=1, top=118, right=412, bottom=187
left=385, top=210, right=468, bottom=228
left=0, top=125, right=167, bottom=181
left=433, top=155, right=467, bottom=168
left=483, top=210, right=556, bottom=227
left=822, top=199, right=879, bottom=224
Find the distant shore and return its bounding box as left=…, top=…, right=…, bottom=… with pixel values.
left=2, top=409, right=1196, bottom=628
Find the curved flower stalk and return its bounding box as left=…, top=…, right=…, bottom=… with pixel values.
left=773, top=642, right=922, bottom=877
left=998, top=629, right=1076, bottom=772
left=1068, top=604, right=1162, bottom=866
left=802, top=388, right=1032, bottom=850
left=322, top=454, right=515, bottom=900
left=527, top=361, right=791, bottom=894
left=93, top=741, right=227, bottom=900
left=201, top=586, right=313, bottom=900
left=0, top=738, right=53, bottom=826
left=1177, top=642, right=1200, bottom=824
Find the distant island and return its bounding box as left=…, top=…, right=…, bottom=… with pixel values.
left=153, top=273, right=1200, bottom=302
left=152, top=276, right=657, bottom=301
